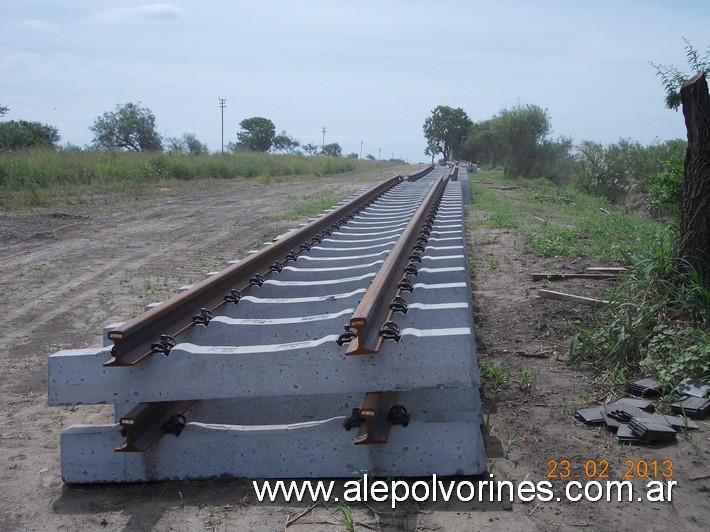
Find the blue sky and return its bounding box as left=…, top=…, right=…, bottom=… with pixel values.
left=1, top=1, right=709, bottom=162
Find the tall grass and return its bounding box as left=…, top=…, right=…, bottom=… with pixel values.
left=471, top=169, right=709, bottom=385
left=569, top=234, right=709, bottom=385
left=0, top=149, right=396, bottom=207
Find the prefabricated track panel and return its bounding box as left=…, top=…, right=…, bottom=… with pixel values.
left=49, top=168, right=487, bottom=481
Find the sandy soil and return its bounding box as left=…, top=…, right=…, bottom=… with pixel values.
left=0, top=168, right=707, bottom=531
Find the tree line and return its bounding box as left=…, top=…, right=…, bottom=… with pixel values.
left=422, top=102, right=685, bottom=210
left=422, top=41, right=709, bottom=281
left=0, top=103, right=363, bottom=158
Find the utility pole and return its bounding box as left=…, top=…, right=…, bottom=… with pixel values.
left=219, top=97, right=226, bottom=153
left=321, top=126, right=326, bottom=151
left=378, top=147, right=381, bottom=160
left=360, top=140, right=363, bottom=159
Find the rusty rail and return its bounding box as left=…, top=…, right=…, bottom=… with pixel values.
left=116, top=400, right=195, bottom=452
left=343, top=173, right=448, bottom=355
left=343, top=391, right=411, bottom=445
left=107, top=166, right=437, bottom=452
left=106, top=175, right=409, bottom=366
left=354, top=392, right=399, bottom=445
left=450, top=163, right=459, bottom=181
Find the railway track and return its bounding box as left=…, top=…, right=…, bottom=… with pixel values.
left=48, top=164, right=486, bottom=481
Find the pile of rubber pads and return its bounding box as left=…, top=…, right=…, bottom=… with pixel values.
left=575, top=377, right=707, bottom=444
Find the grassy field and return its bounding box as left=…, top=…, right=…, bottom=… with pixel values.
left=0, top=150, right=399, bottom=209
left=469, top=170, right=664, bottom=261
left=469, top=169, right=708, bottom=387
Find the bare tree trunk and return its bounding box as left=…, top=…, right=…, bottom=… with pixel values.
left=679, top=72, right=710, bottom=281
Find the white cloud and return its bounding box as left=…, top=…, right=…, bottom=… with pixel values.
left=88, top=3, right=186, bottom=25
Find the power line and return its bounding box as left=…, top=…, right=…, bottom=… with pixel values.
left=0, top=96, right=94, bottom=117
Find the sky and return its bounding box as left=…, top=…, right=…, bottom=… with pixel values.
left=1, top=0, right=709, bottom=163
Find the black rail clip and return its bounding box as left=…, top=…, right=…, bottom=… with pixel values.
left=336, top=325, right=357, bottom=346
left=192, top=307, right=213, bottom=326
left=398, top=277, right=415, bottom=292
left=409, top=251, right=423, bottom=263
left=379, top=321, right=401, bottom=342
left=224, top=289, right=242, bottom=304
left=249, top=273, right=265, bottom=287
left=162, top=414, right=187, bottom=436
left=343, top=408, right=362, bottom=430
left=388, top=405, right=410, bottom=427
left=404, top=262, right=419, bottom=276
left=150, top=334, right=176, bottom=356
left=390, top=296, right=408, bottom=314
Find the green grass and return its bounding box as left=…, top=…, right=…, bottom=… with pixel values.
left=281, top=190, right=357, bottom=221
left=470, top=170, right=663, bottom=260
left=0, top=149, right=398, bottom=208
left=570, top=235, right=710, bottom=385
left=479, top=361, right=510, bottom=394
left=469, top=180, right=522, bottom=229
left=470, top=170, right=708, bottom=385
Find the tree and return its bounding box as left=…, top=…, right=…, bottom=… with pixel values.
left=530, top=136, right=574, bottom=184
left=422, top=105, right=472, bottom=162
left=90, top=102, right=162, bottom=152
left=494, top=103, right=551, bottom=178
left=236, top=117, right=275, bottom=152
left=165, top=132, right=209, bottom=155
left=0, top=120, right=60, bottom=151
left=652, top=41, right=710, bottom=278
left=574, top=138, right=687, bottom=204
left=0, top=104, right=8, bottom=117
left=575, top=139, right=638, bottom=201
left=365, top=154, right=375, bottom=161
left=272, top=130, right=300, bottom=154
left=321, top=142, right=342, bottom=157
left=424, top=144, right=436, bottom=164
left=461, top=119, right=506, bottom=169
left=646, top=155, right=684, bottom=217
left=302, top=142, right=319, bottom=156
left=651, top=38, right=710, bottom=111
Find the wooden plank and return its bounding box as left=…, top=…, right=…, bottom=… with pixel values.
left=537, top=289, right=607, bottom=307
left=531, top=273, right=618, bottom=281
left=586, top=267, right=627, bottom=273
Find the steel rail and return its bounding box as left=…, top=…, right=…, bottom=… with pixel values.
left=344, top=172, right=449, bottom=355
left=107, top=165, right=436, bottom=452
left=106, top=175, right=408, bottom=367
left=106, top=166, right=433, bottom=367
left=353, top=392, right=399, bottom=445
left=116, top=400, right=195, bottom=452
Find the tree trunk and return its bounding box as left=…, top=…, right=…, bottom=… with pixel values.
left=679, top=72, right=710, bottom=281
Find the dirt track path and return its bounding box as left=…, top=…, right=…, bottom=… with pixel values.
left=0, top=168, right=410, bottom=531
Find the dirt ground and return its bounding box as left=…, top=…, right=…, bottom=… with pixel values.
left=0, top=168, right=707, bottom=531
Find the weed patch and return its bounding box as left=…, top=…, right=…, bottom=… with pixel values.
left=570, top=234, right=709, bottom=386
